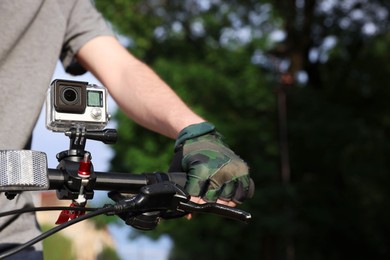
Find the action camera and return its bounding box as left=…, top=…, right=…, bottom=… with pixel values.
left=46, top=79, right=110, bottom=132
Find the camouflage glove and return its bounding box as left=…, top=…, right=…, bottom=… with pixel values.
left=169, top=122, right=254, bottom=203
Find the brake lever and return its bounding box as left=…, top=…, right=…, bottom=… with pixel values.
left=112, top=181, right=251, bottom=225
left=139, top=182, right=252, bottom=224
left=176, top=201, right=252, bottom=224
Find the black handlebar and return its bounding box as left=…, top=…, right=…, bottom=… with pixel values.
left=48, top=169, right=187, bottom=193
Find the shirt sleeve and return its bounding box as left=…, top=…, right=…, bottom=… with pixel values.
left=60, top=0, right=114, bottom=75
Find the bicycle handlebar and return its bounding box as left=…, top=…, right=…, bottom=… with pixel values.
left=0, top=166, right=251, bottom=258
left=0, top=145, right=252, bottom=258
left=46, top=168, right=251, bottom=223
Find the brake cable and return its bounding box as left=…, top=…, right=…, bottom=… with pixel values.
left=0, top=206, right=99, bottom=218
left=0, top=205, right=115, bottom=259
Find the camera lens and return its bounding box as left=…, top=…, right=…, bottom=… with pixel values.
left=61, top=87, right=78, bottom=105
left=64, top=89, right=77, bottom=102
left=54, top=81, right=86, bottom=114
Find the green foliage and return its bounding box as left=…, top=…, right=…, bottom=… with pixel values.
left=286, top=33, right=390, bottom=259
left=90, top=214, right=120, bottom=230
left=95, top=0, right=390, bottom=259
left=98, top=246, right=121, bottom=260
left=41, top=224, right=75, bottom=260
left=93, top=0, right=285, bottom=259
left=110, top=111, right=173, bottom=173
left=42, top=223, right=120, bottom=260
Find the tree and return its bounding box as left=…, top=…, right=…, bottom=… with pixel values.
left=94, top=0, right=390, bottom=259
left=269, top=0, right=390, bottom=259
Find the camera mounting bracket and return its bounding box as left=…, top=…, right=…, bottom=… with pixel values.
left=55, top=127, right=117, bottom=200
left=56, top=127, right=118, bottom=162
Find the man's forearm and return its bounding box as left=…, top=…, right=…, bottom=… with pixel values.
left=108, top=59, right=205, bottom=139
left=77, top=36, right=204, bottom=138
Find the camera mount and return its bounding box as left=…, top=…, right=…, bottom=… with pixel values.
left=55, top=127, right=118, bottom=201
left=56, top=127, right=118, bottom=161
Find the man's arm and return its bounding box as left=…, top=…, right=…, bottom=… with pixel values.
left=75, top=35, right=204, bottom=139
left=76, top=36, right=251, bottom=207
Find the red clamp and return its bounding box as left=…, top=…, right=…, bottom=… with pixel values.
left=55, top=202, right=86, bottom=224
left=78, top=153, right=91, bottom=177
left=56, top=153, right=91, bottom=224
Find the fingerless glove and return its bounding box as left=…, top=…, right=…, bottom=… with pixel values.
left=169, top=122, right=254, bottom=203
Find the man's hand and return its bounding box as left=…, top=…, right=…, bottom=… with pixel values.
left=169, top=122, right=254, bottom=207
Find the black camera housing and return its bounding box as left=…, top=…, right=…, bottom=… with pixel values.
left=53, top=80, right=87, bottom=114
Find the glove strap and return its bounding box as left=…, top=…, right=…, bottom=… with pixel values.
left=174, top=122, right=216, bottom=148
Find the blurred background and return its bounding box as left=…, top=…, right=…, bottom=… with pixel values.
left=35, top=0, right=390, bottom=259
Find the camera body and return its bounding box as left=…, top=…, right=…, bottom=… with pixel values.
left=46, top=79, right=110, bottom=132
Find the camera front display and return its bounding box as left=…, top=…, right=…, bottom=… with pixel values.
left=46, top=79, right=110, bottom=132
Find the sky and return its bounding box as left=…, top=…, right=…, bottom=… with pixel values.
left=32, top=61, right=172, bottom=260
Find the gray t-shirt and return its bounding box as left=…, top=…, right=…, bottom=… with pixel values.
left=0, top=0, right=113, bottom=253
